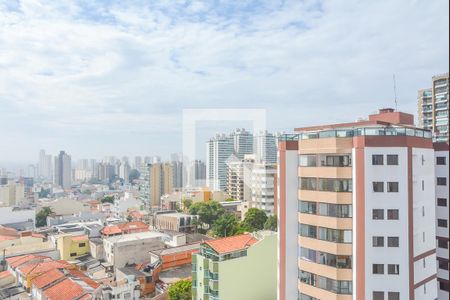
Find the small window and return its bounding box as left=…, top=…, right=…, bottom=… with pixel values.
left=438, top=260, right=449, bottom=270
left=438, top=219, right=448, bottom=228
left=79, top=242, right=86, bottom=247
left=373, top=291, right=384, bottom=300
left=387, top=209, right=399, bottom=220
left=70, top=252, right=77, bottom=257
left=299, top=155, right=317, bottom=167
left=372, top=155, right=384, bottom=165
left=438, top=239, right=448, bottom=249
left=422, top=206, right=425, bottom=217
left=387, top=264, right=399, bottom=275
left=422, top=258, right=426, bottom=268
left=372, top=209, right=384, bottom=220
left=436, top=157, right=446, bottom=165
left=421, top=180, right=424, bottom=191
left=373, top=182, right=384, bottom=192
left=373, top=236, right=384, bottom=247
left=437, top=177, right=447, bottom=186
left=422, top=232, right=425, bottom=242
left=387, top=292, right=400, bottom=300
left=437, top=198, right=447, bottom=207
left=387, top=182, right=399, bottom=192
left=387, top=237, right=399, bottom=247
left=373, top=264, right=384, bottom=274
left=387, top=155, right=398, bottom=165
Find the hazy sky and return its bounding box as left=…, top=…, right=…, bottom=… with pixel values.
left=0, top=0, right=448, bottom=164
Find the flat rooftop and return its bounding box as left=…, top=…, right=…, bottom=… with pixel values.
left=105, top=231, right=165, bottom=243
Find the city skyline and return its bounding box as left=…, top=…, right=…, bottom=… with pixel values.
left=0, top=0, right=448, bottom=162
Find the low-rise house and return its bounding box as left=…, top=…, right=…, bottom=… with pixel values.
left=101, top=221, right=149, bottom=237
left=152, top=211, right=198, bottom=233
left=150, top=243, right=200, bottom=270
left=192, top=231, right=277, bottom=300
left=56, top=234, right=90, bottom=260
left=89, top=238, right=104, bottom=260
left=0, top=270, right=15, bottom=288
left=99, top=277, right=141, bottom=300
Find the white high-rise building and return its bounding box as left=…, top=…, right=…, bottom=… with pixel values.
left=226, top=155, right=254, bottom=202
left=54, top=151, right=71, bottom=189
left=38, top=149, right=53, bottom=180
left=254, top=131, right=277, bottom=163
left=120, top=162, right=131, bottom=184
left=134, top=156, right=142, bottom=170
left=206, top=134, right=234, bottom=191
left=434, top=143, right=449, bottom=299
left=231, top=128, right=254, bottom=159
left=249, top=162, right=276, bottom=215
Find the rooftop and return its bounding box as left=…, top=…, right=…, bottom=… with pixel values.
left=31, top=269, right=65, bottom=289
left=204, top=234, right=257, bottom=255
left=105, top=231, right=164, bottom=244
left=150, top=242, right=200, bottom=256
left=43, top=278, right=86, bottom=300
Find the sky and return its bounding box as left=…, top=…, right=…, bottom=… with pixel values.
left=0, top=0, right=448, bottom=165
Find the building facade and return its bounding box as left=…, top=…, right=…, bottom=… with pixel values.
left=254, top=131, right=278, bottom=164
left=54, top=151, right=71, bottom=189
left=206, top=134, right=234, bottom=191
left=248, top=163, right=276, bottom=215
left=418, top=73, right=449, bottom=143
left=192, top=232, right=276, bottom=300
left=278, top=109, right=438, bottom=300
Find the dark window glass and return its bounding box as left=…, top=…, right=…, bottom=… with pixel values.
left=299, top=155, right=317, bottom=167
left=70, top=252, right=77, bottom=257
left=387, top=155, right=399, bottom=165
left=299, top=270, right=316, bottom=286
left=318, top=178, right=352, bottom=192
left=318, top=227, right=352, bottom=243
left=387, top=292, right=400, bottom=300
left=300, top=247, right=317, bottom=262
left=372, top=209, right=384, bottom=220
left=373, top=236, right=384, bottom=247
left=387, top=264, right=399, bottom=275
left=299, top=201, right=316, bottom=214
left=438, top=260, right=449, bottom=270
left=373, top=291, right=384, bottom=300
left=437, top=198, right=447, bottom=207
left=437, top=239, right=448, bottom=249
left=438, top=219, right=448, bottom=228
left=318, top=203, right=352, bottom=218
left=436, top=157, right=446, bottom=165
left=387, top=182, right=399, bottom=192
left=299, top=224, right=317, bottom=238
left=440, top=281, right=450, bottom=291
left=387, top=237, right=399, bottom=247
left=373, top=264, right=384, bottom=274
left=372, top=155, right=384, bottom=165
left=373, top=182, right=384, bottom=192
left=300, top=177, right=317, bottom=190
left=79, top=242, right=86, bottom=247
left=437, top=177, right=447, bottom=186
left=321, top=155, right=352, bottom=167
left=387, top=209, right=399, bottom=220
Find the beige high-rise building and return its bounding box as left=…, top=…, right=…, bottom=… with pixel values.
left=140, top=163, right=173, bottom=208
left=0, top=180, right=25, bottom=207
left=418, top=73, right=449, bottom=142
left=162, top=162, right=173, bottom=195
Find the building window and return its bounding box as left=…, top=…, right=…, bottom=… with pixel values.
left=386, top=155, right=398, bottom=165
left=299, top=201, right=316, bottom=214
left=373, top=291, right=384, bottom=300
left=79, top=242, right=86, bottom=247
left=437, top=239, right=448, bottom=249
left=438, top=219, right=448, bottom=228
left=373, top=264, right=384, bottom=274
left=422, top=206, right=425, bottom=216
left=318, top=203, right=352, bottom=218
left=387, top=237, right=399, bottom=247
left=436, top=157, right=446, bottom=165
left=421, top=180, right=425, bottom=191
left=299, top=270, right=316, bottom=286
left=387, top=182, right=399, bottom=192
left=372, top=209, right=384, bottom=220
left=317, top=276, right=352, bottom=294
left=387, top=292, right=400, bottom=300
left=387, top=209, right=399, bottom=220
left=437, top=198, right=447, bottom=207
left=318, top=178, right=352, bottom=192
left=372, top=155, right=384, bottom=165
left=373, top=182, right=384, bottom=192
left=299, top=155, right=317, bottom=167
left=70, top=252, right=77, bottom=257
left=321, top=155, right=352, bottom=167
left=423, top=258, right=426, bottom=268
left=318, top=227, right=352, bottom=243
left=440, top=281, right=450, bottom=291
left=387, top=264, right=399, bottom=275
left=300, top=177, right=317, bottom=190
left=373, top=236, right=384, bottom=247
left=299, top=224, right=317, bottom=239
left=437, top=177, right=447, bottom=186
left=438, top=260, right=449, bottom=270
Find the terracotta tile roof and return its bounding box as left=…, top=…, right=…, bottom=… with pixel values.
left=0, top=235, right=17, bottom=242
left=0, top=270, right=13, bottom=279
left=31, top=269, right=65, bottom=289
left=118, top=221, right=148, bottom=231
left=19, top=260, right=71, bottom=276
left=204, top=234, right=257, bottom=254
left=43, top=278, right=85, bottom=300
left=71, top=235, right=88, bottom=242
left=101, top=225, right=121, bottom=235
left=67, top=269, right=100, bottom=289
left=6, top=254, right=49, bottom=269
left=0, top=226, right=19, bottom=237
left=78, top=294, right=93, bottom=300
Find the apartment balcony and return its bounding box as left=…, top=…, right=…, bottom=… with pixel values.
left=209, top=279, right=219, bottom=292
left=299, top=213, right=352, bottom=230
left=299, top=259, right=353, bottom=281
left=209, top=261, right=219, bottom=274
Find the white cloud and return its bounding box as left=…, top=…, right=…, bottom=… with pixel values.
left=0, top=0, right=448, bottom=162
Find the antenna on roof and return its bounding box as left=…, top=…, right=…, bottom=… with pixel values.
left=393, top=74, right=398, bottom=111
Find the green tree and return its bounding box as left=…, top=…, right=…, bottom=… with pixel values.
left=225, top=197, right=236, bottom=202
left=211, top=213, right=240, bottom=237
left=38, top=188, right=51, bottom=198
left=182, top=198, right=193, bottom=211
left=126, top=215, right=133, bottom=222
left=264, top=215, right=277, bottom=231
left=128, top=169, right=140, bottom=183
left=36, top=207, right=54, bottom=227
left=101, top=196, right=115, bottom=204
left=189, top=201, right=225, bottom=229
left=168, top=279, right=192, bottom=300
left=242, top=208, right=268, bottom=231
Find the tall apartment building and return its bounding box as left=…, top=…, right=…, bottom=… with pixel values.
left=231, top=128, right=254, bottom=159
left=254, top=131, right=278, bottom=163
left=171, top=161, right=184, bottom=189
left=192, top=232, right=277, bottom=300
left=54, top=151, right=71, bottom=189
left=418, top=73, right=449, bottom=142
left=0, top=180, right=25, bottom=207
left=38, top=149, right=52, bottom=180
left=434, top=143, right=449, bottom=299
left=206, top=134, right=234, bottom=191
left=139, top=163, right=173, bottom=208
left=278, top=109, right=438, bottom=300
left=225, top=155, right=254, bottom=202
left=120, top=161, right=131, bottom=184
left=248, top=163, right=276, bottom=215
left=188, top=160, right=206, bottom=187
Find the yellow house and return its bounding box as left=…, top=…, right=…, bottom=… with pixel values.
left=56, top=234, right=90, bottom=260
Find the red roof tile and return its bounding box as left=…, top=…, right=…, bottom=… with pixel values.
left=118, top=221, right=148, bottom=231
left=67, top=269, right=100, bottom=289
left=71, top=235, right=88, bottom=242
left=101, top=225, right=121, bottom=235
left=19, top=260, right=71, bottom=276
left=43, top=278, right=85, bottom=300
left=204, top=234, right=257, bottom=254
left=6, top=254, right=49, bottom=269
left=0, top=270, right=13, bottom=279
left=0, top=235, right=17, bottom=242
left=0, top=226, right=19, bottom=237
left=31, top=269, right=65, bottom=289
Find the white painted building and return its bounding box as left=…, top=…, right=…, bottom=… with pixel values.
left=206, top=134, right=234, bottom=191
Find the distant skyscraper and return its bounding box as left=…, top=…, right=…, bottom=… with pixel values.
left=189, top=160, right=206, bottom=186
left=38, top=149, right=52, bottom=180
left=418, top=73, right=449, bottom=142
left=171, top=161, right=184, bottom=189
left=206, top=134, right=234, bottom=191
left=54, top=151, right=71, bottom=189
left=254, top=131, right=277, bottom=163
left=134, top=156, right=142, bottom=170
left=231, top=128, right=254, bottom=159
left=120, top=162, right=131, bottom=184
left=139, top=162, right=173, bottom=208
